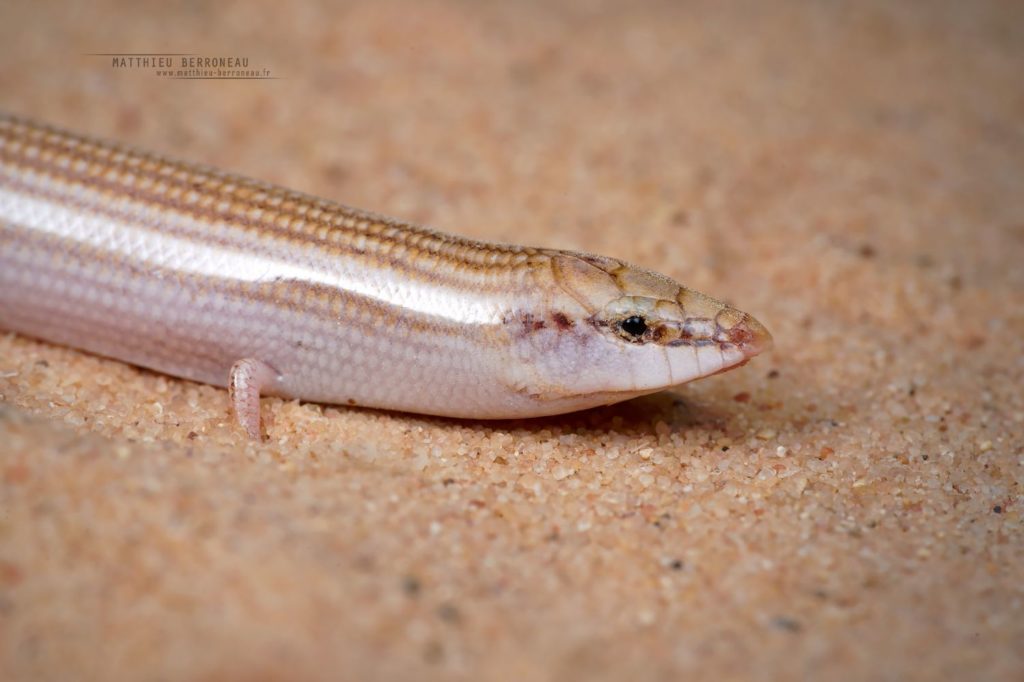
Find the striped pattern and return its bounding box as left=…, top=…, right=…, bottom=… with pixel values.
left=0, top=113, right=771, bottom=425
left=0, top=115, right=546, bottom=272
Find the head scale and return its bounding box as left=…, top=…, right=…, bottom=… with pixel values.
left=504, top=252, right=772, bottom=409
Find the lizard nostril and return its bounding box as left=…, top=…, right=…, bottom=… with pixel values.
left=726, top=314, right=773, bottom=358
left=727, top=320, right=754, bottom=345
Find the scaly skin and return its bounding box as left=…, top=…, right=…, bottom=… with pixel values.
left=0, top=113, right=771, bottom=439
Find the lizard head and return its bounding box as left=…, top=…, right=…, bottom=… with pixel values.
left=504, top=252, right=772, bottom=411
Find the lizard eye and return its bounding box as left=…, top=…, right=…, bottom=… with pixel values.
left=620, top=315, right=647, bottom=338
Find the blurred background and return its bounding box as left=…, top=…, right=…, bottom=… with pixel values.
left=1, top=1, right=1022, bottom=680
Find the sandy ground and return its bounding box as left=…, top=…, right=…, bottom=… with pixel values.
left=1, top=1, right=1022, bottom=680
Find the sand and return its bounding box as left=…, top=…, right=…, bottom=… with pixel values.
left=1, top=1, right=1022, bottom=680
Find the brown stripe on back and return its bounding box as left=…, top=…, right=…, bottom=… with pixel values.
left=0, top=114, right=555, bottom=276
left=0, top=152, right=549, bottom=296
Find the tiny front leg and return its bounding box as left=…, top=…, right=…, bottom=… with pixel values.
left=229, top=358, right=280, bottom=441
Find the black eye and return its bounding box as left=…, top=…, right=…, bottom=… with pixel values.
left=621, top=315, right=647, bottom=337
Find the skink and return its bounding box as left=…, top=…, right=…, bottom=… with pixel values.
left=0, top=113, right=772, bottom=440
